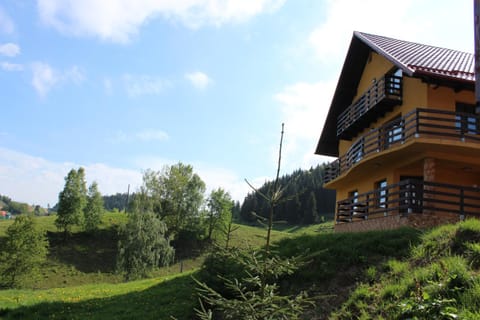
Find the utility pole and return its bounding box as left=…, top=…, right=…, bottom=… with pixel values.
left=475, top=0, right=480, bottom=111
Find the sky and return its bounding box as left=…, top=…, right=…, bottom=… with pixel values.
left=0, top=0, right=474, bottom=208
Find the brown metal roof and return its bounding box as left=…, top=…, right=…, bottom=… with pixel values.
left=356, top=31, right=474, bottom=82
left=316, top=31, right=475, bottom=157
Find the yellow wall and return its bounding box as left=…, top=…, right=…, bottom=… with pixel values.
left=354, top=52, right=393, bottom=101
left=339, top=53, right=428, bottom=155
left=427, top=85, right=475, bottom=109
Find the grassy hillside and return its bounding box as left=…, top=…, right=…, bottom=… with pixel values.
left=329, top=219, right=480, bottom=319
left=2, top=213, right=479, bottom=319
left=0, top=212, right=296, bottom=289
left=0, top=212, right=301, bottom=319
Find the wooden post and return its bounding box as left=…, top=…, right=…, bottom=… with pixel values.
left=475, top=0, right=480, bottom=112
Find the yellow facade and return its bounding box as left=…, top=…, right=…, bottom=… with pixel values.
left=326, top=48, right=479, bottom=224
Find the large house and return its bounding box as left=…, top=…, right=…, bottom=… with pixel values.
left=316, top=31, right=479, bottom=232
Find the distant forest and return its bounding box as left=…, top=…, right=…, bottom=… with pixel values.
left=239, top=164, right=336, bottom=224
left=103, top=193, right=131, bottom=212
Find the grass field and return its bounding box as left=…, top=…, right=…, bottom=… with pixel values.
left=0, top=272, right=197, bottom=320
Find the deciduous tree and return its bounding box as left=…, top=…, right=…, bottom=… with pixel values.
left=117, top=207, right=174, bottom=281
left=206, top=188, right=233, bottom=241
left=0, top=215, right=48, bottom=288
left=84, top=181, right=104, bottom=232
left=141, top=163, right=206, bottom=238
left=55, top=168, right=87, bottom=239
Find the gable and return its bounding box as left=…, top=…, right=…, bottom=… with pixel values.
left=316, top=31, right=475, bottom=157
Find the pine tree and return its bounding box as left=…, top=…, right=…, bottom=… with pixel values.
left=84, top=181, right=104, bottom=232
left=0, top=215, right=48, bottom=288
left=303, top=191, right=318, bottom=224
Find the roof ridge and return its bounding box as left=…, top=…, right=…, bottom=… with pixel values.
left=355, top=31, right=473, bottom=55
left=354, top=31, right=474, bottom=82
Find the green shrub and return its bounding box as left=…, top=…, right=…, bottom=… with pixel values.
left=0, top=215, right=48, bottom=288
left=196, top=246, right=248, bottom=298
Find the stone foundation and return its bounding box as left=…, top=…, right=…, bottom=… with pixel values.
left=334, top=212, right=462, bottom=233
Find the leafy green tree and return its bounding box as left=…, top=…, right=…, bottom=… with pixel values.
left=84, top=181, right=104, bottom=232
left=141, top=163, right=206, bottom=238
left=117, top=207, right=174, bottom=281
left=8, top=201, right=30, bottom=215
left=206, top=188, right=233, bottom=241
left=0, top=215, right=48, bottom=288
left=55, top=168, right=87, bottom=239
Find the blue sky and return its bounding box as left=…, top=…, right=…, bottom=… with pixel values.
left=0, top=0, right=474, bottom=207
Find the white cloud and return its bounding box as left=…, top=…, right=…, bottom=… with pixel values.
left=185, top=71, right=212, bottom=90
left=0, top=7, right=14, bottom=34
left=64, top=65, right=85, bottom=84
left=274, top=81, right=337, bottom=172
left=0, top=43, right=20, bottom=57
left=195, top=165, right=250, bottom=202
left=122, top=74, right=171, bottom=97
left=31, top=62, right=85, bottom=97
left=36, top=0, right=285, bottom=43
left=1, top=61, right=23, bottom=71
left=0, top=147, right=142, bottom=207
left=31, top=62, right=58, bottom=98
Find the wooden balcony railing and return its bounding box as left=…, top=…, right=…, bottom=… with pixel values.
left=336, top=179, right=480, bottom=223
left=337, top=75, right=403, bottom=139
left=324, top=108, right=480, bottom=184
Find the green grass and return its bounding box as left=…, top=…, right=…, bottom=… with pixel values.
left=0, top=272, right=197, bottom=320
left=329, top=219, right=480, bottom=320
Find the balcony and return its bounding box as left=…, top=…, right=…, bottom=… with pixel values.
left=337, top=75, right=403, bottom=139
left=336, top=179, right=480, bottom=223
left=324, top=108, right=480, bottom=184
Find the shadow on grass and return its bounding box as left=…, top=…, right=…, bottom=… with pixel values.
left=47, top=228, right=120, bottom=274
left=0, top=275, right=197, bottom=320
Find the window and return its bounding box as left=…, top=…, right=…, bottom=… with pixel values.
left=456, top=102, right=477, bottom=134
left=375, top=179, right=388, bottom=208
left=349, top=190, right=359, bottom=204
left=351, top=137, right=364, bottom=164
left=387, top=68, right=402, bottom=95
left=399, top=176, right=423, bottom=214
left=386, top=116, right=403, bottom=146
